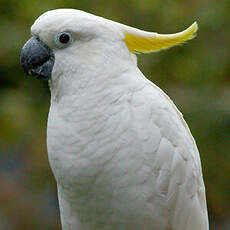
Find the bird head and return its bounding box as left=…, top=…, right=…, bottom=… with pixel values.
left=20, top=9, right=198, bottom=82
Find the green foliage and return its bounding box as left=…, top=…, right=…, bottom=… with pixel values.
left=0, top=0, right=229, bottom=229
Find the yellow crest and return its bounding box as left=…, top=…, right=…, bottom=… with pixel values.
left=123, top=22, right=198, bottom=53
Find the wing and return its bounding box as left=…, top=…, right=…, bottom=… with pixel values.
left=130, top=77, right=209, bottom=230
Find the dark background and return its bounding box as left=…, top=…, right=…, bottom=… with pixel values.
left=0, top=0, right=229, bottom=229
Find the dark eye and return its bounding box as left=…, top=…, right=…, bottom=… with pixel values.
left=59, top=33, right=70, bottom=44
left=54, top=32, right=72, bottom=48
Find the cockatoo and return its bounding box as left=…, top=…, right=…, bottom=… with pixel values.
left=20, top=9, right=209, bottom=230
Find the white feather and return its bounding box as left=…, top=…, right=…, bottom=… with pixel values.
left=31, top=9, right=209, bottom=230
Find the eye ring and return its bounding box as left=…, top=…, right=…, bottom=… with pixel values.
left=54, top=32, right=73, bottom=48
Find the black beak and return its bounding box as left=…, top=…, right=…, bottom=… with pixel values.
left=20, top=36, right=54, bottom=80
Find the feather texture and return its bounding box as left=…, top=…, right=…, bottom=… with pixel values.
left=123, top=22, right=198, bottom=53
left=27, top=9, right=208, bottom=230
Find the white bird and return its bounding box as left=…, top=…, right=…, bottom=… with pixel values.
left=20, top=9, right=209, bottom=230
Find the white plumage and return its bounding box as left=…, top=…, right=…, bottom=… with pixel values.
left=30, top=9, right=208, bottom=230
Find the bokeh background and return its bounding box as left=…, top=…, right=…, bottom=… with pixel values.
left=0, top=0, right=229, bottom=229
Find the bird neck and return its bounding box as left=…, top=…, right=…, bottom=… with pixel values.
left=49, top=50, right=137, bottom=104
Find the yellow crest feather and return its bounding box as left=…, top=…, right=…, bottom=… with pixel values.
left=124, top=22, right=198, bottom=53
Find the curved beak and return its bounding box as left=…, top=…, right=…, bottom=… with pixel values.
left=20, top=36, right=54, bottom=80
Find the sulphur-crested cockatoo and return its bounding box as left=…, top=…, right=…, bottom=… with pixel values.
left=20, top=9, right=209, bottom=230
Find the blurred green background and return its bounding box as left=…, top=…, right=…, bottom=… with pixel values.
left=0, top=0, right=229, bottom=229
